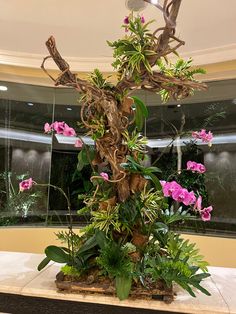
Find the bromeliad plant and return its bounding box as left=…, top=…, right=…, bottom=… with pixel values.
left=19, top=0, right=214, bottom=301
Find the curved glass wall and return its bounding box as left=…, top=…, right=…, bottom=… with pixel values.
left=0, top=79, right=236, bottom=236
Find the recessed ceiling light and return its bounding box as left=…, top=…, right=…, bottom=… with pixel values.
left=27, top=102, right=34, bottom=106
left=177, top=104, right=181, bottom=107
left=0, top=85, right=8, bottom=91
left=66, top=107, right=72, bottom=111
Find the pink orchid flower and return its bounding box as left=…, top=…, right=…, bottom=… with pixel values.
left=162, top=181, right=181, bottom=197
left=192, top=129, right=213, bottom=146
left=187, top=161, right=206, bottom=173
left=44, top=123, right=52, bottom=133
left=19, top=178, right=33, bottom=192
left=63, top=126, right=76, bottom=137
left=74, top=139, right=83, bottom=148
left=172, top=188, right=195, bottom=206
left=52, top=121, right=65, bottom=134
left=200, top=206, right=213, bottom=221
left=123, top=16, right=129, bottom=24
left=140, top=15, right=145, bottom=23
left=194, top=195, right=202, bottom=211
left=100, top=172, right=109, bottom=181
left=186, top=191, right=197, bottom=205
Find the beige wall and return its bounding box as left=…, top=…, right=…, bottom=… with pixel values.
left=0, top=227, right=235, bottom=268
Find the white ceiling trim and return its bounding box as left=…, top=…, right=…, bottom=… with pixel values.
left=0, top=44, right=236, bottom=72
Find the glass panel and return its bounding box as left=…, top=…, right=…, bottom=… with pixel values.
left=0, top=79, right=236, bottom=236
left=0, top=82, right=54, bottom=226
left=145, top=79, right=236, bottom=235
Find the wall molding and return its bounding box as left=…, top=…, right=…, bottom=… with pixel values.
left=0, top=44, right=236, bottom=72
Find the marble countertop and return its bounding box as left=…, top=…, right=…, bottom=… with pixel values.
left=0, top=251, right=235, bottom=314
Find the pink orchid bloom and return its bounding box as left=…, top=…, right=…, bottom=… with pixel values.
left=186, top=191, right=197, bottom=206
left=140, top=15, right=145, bottom=23
left=162, top=181, right=181, bottom=197
left=187, top=161, right=206, bottom=173
left=194, top=195, right=202, bottom=211
left=172, top=188, right=196, bottom=206
left=123, top=16, right=129, bottom=24
left=52, top=121, right=65, bottom=134
left=160, top=180, right=166, bottom=187
left=192, top=129, right=213, bottom=145
left=63, top=126, right=76, bottom=137
left=19, top=178, right=33, bottom=192
left=200, top=206, right=213, bottom=222
left=100, top=172, right=109, bottom=181
left=44, top=122, right=52, bottom=133
left=197, top=163, right=206, bottom=173
left=187, top=161, right=198, bottom=171
left=74, top=139, right=83, bottom=148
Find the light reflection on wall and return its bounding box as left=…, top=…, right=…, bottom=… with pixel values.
left=11, top=148, right=51, bottom=182
left=205, top=150, right=236, bottom=221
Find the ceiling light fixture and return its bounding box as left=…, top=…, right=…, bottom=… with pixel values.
left=0, top=85, right=8, bottom=91
left=66, top=107, right=72, bottom=111
left=125, top=0, right=148, bottom=12
left=27, top=102, right=34, bottom=106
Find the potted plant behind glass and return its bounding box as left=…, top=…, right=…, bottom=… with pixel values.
left=20, top=0, right=214, bottom=302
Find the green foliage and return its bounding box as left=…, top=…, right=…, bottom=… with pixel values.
left=37, top=256, right=51, bottom=271
left=121, top=155, right=161, bottom=175
left=45, top=245, right=71, bottom=264
left=108, top=16, right=156, bottom=80
left=122, top=130, right=147, bottom=152
left=140, top=187, right=166, bottom=222
left=90, top=205, right=122, bottom=235
left=157, top=58, right=206, bottom=102
left=145, top=255, right=211, bottom=297
left=89, top=69, right=113, bottom=90
left=0, top=172, right=43, bottom=219
left=115, top=275, right=132, bottom=300
left=55, top=230, right=82, bottom=251
left=167, top=233, right=209, bottom=272
left=97, top=241, right=132, bottom=278
left=77, top=145, right=95, bottom=171
left=61, top=265, right=81, bottom=278
left=160, top=206, right=193, bottom=225
left=131, top=96, right=149, bottom=131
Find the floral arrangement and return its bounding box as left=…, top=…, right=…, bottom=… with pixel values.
left=19, top=0, right=214, bottom=302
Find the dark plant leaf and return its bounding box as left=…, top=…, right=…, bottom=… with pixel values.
left=45, top=245, right=71, bottom=263
left=37, top=256, right=51, bottom=271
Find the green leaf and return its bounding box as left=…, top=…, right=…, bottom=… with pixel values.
left=132, top=96, right=148, bottom=117
left=37, top=256, right=51, bottom=271
left=131, top=96, right=148, bottom=132
left=78, top=235, right=97, bottom=255
left=153, top=222, right=169, bottom=233
left=148, top=173, right=162, bottom=190
left=115, top=275, right=132, bottom=300
left=45, top=246, right=71, bottom=263
left=95, top=229, right=108, bottom=249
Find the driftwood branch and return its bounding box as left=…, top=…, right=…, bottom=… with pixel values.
left=41, top=0, right=207, bottom=203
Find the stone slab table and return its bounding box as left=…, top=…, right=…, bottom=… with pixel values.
left=0, top=251, right=235, bottom=314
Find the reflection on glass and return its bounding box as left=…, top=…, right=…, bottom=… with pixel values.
left=0, top=82, right=53, bottom=226
left=0, top=79, right=236, bottom=235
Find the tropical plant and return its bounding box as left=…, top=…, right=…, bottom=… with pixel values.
left=19, top=0, right=214, bottom=302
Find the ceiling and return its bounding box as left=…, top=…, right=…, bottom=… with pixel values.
left=0, top=0, right=236, bottom=71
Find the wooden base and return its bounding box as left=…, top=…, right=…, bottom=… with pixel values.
left=55, top=272, right=174, bottom=303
